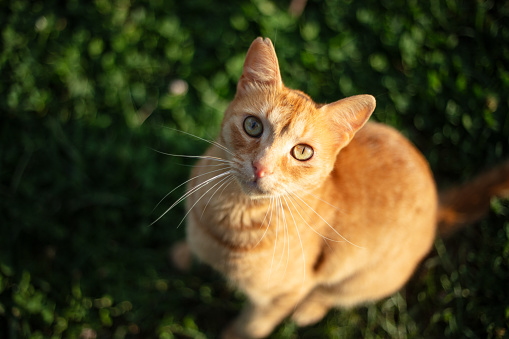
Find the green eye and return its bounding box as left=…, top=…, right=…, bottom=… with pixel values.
left=292, top=144, right=314, bottom=161
left=243, top=116, right=263, bottom=138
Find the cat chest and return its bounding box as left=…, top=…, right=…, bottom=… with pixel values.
left=186, top=213, right=309, bottom=286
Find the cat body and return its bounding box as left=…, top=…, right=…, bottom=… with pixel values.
left=176, top=38, right=509, bottom=338
left=187, top=123, right=436, bottom=337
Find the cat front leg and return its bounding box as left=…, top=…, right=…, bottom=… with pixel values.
left=221, top=292, right=305, bottom=339
left=290, top=286, right=334, bottom=326
left=169, top=240, right=192, bottom=271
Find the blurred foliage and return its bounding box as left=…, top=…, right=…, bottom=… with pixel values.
left=1, top=0, right=508, bottom=338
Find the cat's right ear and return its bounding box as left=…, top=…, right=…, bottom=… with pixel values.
left=321, top=94, right=376, bottom=147
left=237, top=37, right=282, bottom=93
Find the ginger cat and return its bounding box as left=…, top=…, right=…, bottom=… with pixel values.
left=170, top=37, right=509, bottom=338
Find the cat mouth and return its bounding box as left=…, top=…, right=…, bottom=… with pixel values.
left=238, top=178, right=275, bottom=199
left=245, top=180, right=268, bottom=194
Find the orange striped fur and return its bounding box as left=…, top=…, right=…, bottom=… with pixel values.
left=172, top=38, right=509, bottom=339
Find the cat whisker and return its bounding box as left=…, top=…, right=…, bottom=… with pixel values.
left=282, top=194, right=306, bottom=286
left=161, top=126, right=235, bottom=156
left=217, top=176, right=235, bottom=200
left=255, top=197, right=274, bottom=248
left=152, top=167, right=231, bottom=213
left=230, top=159, right=245, bottom=171
left=258, top=195, right=273, bottom=231
left=275, top=197, right=285, bottom=270
left=178, top=173, right=233, bottom=228
left=151, top=148, right=234, bottom=165
left=176, top=163, right=230, bottom=168
left=277, top=197, right=291, bottom=279
left=285, top=193, right=343, bottom=244
left=304, top=191, right=348, bottom=215
left=268, top=196, right=280, bottom=282
left=151, top=171, right=231, bottom=226
left=200, top=176, right=235, bottom=220
left=292, top=193, right=365, bottom=249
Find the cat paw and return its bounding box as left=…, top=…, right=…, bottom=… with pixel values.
left=221, top=321, right=273, bottom=339
left=291, top=300, right=330, bottom=327
left=221, top=323, right=251, bottom=339
left=169, top=240, right=192, bottom=271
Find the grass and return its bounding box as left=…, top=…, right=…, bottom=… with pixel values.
left=1, top=0, right=508, bottom=337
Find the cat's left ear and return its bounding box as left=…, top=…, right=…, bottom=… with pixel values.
left=321, top=94, right=376, bottom=147
left=237, top=37, right=282, bottom=93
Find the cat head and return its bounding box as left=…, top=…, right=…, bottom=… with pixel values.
left=220, top=37, right=375, bottom=199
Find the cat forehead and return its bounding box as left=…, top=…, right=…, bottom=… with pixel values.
left=235, top=88, right=320, bottom=134
left=269, top=90, right=319, bottom=135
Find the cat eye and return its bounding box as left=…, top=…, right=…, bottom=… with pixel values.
left=243, top=116, right=263, bottom=138
left=292, top=144, right=314, bottom=161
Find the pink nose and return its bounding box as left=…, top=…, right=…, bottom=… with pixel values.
left=253, top=161, right=271, bottom=179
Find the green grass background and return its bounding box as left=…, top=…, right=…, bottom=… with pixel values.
left=1, top=0, right=509, bottom=338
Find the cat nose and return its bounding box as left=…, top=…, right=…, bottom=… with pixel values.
left=252, top=161, right=272, bottom=179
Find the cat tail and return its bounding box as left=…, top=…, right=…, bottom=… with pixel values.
left=437, top=161, right=509, bottom=237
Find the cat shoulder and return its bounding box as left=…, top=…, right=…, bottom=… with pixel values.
left=353, top=121, right=411, bottom=148
left=344, top=121, right=430, bottom=173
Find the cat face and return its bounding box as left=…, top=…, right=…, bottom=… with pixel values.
left=221, top=86, right=339, bottom=199
left=219, top=37, right=376, bottom=199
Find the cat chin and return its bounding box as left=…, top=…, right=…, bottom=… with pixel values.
left=243, top=188, right=282, bottom=201
left=236, top=179, right=279, bottom=200
left=248, top=193, right=277, bottom=201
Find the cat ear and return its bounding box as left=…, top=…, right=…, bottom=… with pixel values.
left=321, top=94, right=376, bottom=146
left=237, top=37, right=282, bottom=92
